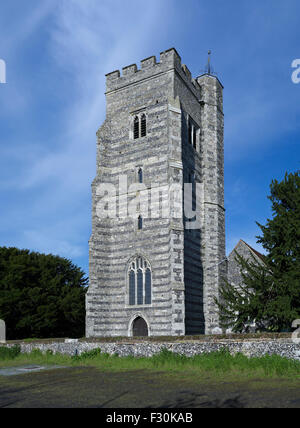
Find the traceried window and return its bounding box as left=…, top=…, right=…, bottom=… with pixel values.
left=133, top=114, right=147, bottom=139
left=128, top=257, right=152, bottom=306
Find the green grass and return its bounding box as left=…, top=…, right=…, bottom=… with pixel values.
left=0, top=347, right=299, bottom=380
left=0, top=346, right=22, bottom=361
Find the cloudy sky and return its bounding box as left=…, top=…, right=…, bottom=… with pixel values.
left=0, top=0, right=299, bottom=275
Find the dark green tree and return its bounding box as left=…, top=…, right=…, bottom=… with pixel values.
left=0, top=247, right=88, bottom=340
left=217, top=171, right=300, bottom=332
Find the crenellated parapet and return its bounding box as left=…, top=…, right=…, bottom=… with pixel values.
left=105, top=48, right=201, bottom=97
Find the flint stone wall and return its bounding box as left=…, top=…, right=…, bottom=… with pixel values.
left=2, top=339, right=300, bottom=361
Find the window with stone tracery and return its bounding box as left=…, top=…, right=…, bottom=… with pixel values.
left=128, top=257, right=152, bottom=306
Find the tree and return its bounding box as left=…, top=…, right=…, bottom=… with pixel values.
left=217, top=171, right=300, bottom=332
left=0, top=247, right=88, bottom=340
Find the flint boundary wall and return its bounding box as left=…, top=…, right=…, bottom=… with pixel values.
left=2, top=339, right=300, bottom=361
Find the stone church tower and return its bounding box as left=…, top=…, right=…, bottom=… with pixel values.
left=86, top=48, right=226, bottom=337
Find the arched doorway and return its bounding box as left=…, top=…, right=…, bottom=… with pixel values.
left=132, top=317, right=148, bottom=337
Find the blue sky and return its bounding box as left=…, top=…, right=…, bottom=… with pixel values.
left=0, top=0, right=299, bottom=275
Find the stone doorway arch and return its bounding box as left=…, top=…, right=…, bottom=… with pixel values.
left=132, top=316, right=148, bottom=337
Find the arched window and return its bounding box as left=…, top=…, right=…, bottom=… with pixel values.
left=134, top=116, right=139, bottom=139
left=141, top=114, right=147, bottom=137
left=138, top=168, right=143, bottom=184
left=133, top=114, right=147, bottom=139
left=138, top=215, right=143, bottom=230
left=128, top=257, right=152, bottom=306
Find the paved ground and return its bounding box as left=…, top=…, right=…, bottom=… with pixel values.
left=0, top=365, right=66, bottom=377
left=0, top=367, right=299, bottom=408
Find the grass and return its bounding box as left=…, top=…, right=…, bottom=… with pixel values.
left=0, top=346, right=299, bottom=380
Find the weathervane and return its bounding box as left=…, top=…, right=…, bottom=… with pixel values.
left=200, top=50, right=217, bottom=76
left=207, top=50, right=212, bottom=75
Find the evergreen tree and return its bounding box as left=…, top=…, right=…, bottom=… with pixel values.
left=0, top=247, right=88, bottom=340
left=217, top=171, right=300, bottom=332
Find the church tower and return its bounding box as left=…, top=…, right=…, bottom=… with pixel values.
left=86, top=48, right=225, bottom=337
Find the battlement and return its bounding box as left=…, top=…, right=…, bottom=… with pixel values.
left=105, top=48, right=202, bottom=95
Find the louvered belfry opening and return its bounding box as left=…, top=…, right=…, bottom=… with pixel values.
left=128, top=257, right=152, bottom=306
left=133, top=115, right=146, bottom=139
left=141, top=114, right=147, bottom=137
left=132, top=317, right=148, bottom=337
left=134, top=116, right=139, bottom=139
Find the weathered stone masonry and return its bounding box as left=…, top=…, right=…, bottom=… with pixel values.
left=86, top=48, right=226, bottom=337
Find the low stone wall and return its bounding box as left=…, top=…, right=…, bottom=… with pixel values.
left=2, top=338, right=300, bottom=361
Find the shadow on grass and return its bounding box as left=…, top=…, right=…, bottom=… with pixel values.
left=147, top=390, right=245, bottom=409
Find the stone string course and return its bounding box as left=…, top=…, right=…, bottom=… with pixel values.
left=3, top=339, right=300, bottom=361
